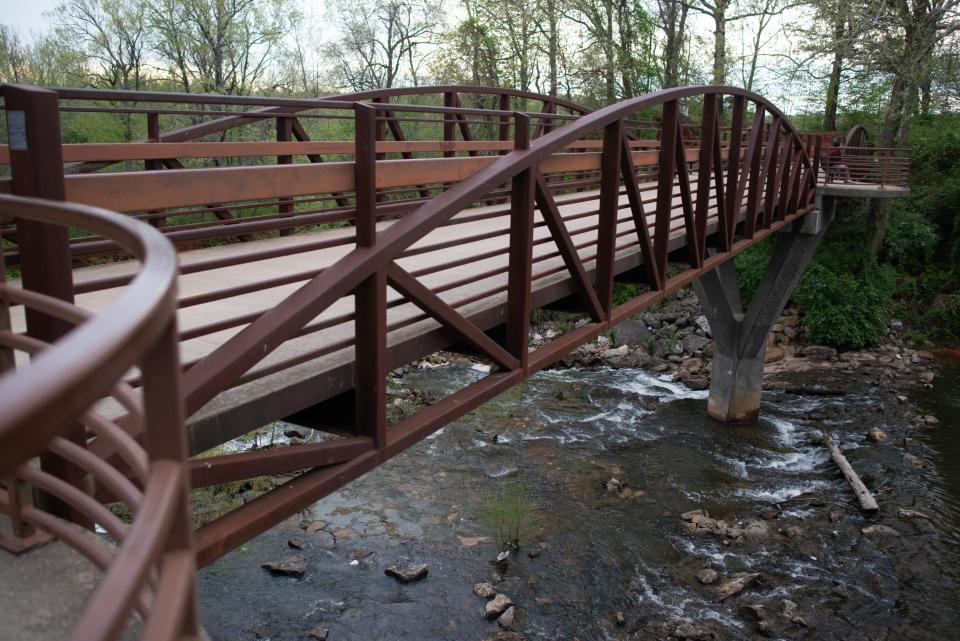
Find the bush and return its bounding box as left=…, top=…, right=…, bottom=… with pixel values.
left=480, top=480, right=538, bottom=550
left=794, top=263, right=894, bottom=350
left=883, top=208, right=939, bottom=267
left=734, top=237, right=775, bottom=306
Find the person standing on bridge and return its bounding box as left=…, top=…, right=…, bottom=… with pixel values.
left=825, top=136, right=851, bottom=183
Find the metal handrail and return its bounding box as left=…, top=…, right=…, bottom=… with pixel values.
left=0, top=193, right=199, bottom=641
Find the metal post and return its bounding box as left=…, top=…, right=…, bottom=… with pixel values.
left=506, top=113, right=533, bottom=368
left=353, top=103, right=387, bottom=453
left=443, top=92, right=456, bottom=158
left=277, top=116, right=294, bottom=236
left=654, top=100, right=679, bottom=282
left=4, top=84, right=89, bottom=527
left=596, top=119, right=623, bottom=316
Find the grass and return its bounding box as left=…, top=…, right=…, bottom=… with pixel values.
left=479, top=479, right=538, bottom=550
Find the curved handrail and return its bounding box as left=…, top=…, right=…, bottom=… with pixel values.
left=180, top=84, right=817, bottom=414
left=0, top=195, right=178, bottom=474
left=0, top=193, right=199, bottom=641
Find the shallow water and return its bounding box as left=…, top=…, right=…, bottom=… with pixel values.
left=197, top=362, right=960, bottom=640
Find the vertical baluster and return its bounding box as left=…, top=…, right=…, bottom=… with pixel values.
left=352, top=103, right=387, bottom=452
left=506, top=113, right=534, bottom=369
left=443, top=92, right=456, bottom=158
left=276, top=116, right=293, bottom=236
left=695, top=94, right=717, bottom=261
left=596, top=119, right=623, bottom=315
left=654, top=100, right=679, bottom=283
left=498, top=94, right=511, bottom=156
left=742, top=105, right=766, bottom=238
left=145, top=112, right=165, bottom=229
left=725, top=95, right=744, bottom=244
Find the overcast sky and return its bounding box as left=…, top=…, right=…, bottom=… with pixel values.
left=4, top=0, right=61, bottom=34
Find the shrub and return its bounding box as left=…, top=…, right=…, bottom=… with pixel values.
left=480, top=480, right=538, bottom=550
left=734, top=237, right=775, bottom=306
left=883, top=207, right=939, bottom=267
left=794, top=263, right=894, bottom=350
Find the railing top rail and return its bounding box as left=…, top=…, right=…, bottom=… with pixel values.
left=0, top=194, right=178, bottom=474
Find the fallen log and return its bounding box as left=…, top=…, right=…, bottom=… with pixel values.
left=824, top=433, right=879, bottom=513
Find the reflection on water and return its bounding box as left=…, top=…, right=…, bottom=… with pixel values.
left=198, top=362, right=960, bottom=641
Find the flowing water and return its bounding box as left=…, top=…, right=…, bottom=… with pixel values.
left=198, top=360, right=960, bottom=640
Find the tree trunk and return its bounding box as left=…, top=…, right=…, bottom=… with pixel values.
left=712, top=11, right=726, bottom=85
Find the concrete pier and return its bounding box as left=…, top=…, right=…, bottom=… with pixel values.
left=694, top=196, right=836, bottom=422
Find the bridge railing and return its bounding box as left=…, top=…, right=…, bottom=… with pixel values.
left=822, top=147, right=911, bottom=187
left=0, top=83, right=821, bottom=566
left=0, top=194, right=199, bottom=641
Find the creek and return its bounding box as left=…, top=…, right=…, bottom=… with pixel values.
left=197, top=359, right=960, bottom=640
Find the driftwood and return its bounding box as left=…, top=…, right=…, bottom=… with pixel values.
left=824, top=433, right=879, bottom=513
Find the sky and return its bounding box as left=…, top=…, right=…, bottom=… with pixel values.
left=4, top=0, right=62, bottom=34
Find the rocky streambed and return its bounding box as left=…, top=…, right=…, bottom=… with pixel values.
left=196, top=334, right=959, bottom=641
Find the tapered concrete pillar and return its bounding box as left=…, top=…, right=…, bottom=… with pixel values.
left=694, top=197, right=836, bottom=422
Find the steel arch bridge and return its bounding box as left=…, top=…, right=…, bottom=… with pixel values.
left=0, top=83, right=908, bottom=641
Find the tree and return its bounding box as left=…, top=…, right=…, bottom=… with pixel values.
left=53, top=0, right=148, bottom=90
left=149, top=0, right=298, bottom=94
left=324, top=0, right=443, bottom=91
left=655, top=0, right=690, bottom=87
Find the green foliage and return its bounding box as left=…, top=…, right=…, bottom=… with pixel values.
left=479, top=480, right=538, bottom=550
left=794, top=263, right=894, bottom=350
left=883, top=207, right=940, bottom=267
left=734, top=237, right=775, bottom=306
left=612, top=281, right=640, bottom=306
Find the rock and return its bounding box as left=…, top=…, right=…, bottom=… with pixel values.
left=696, top=568, right=719, bottom=585
left=262, top=554, right=308, bottom=577
left=897, top=508, right=932, bottom=520
left=829, top=506, right=845, bottom=523
left=605, top=477, right=625, bottom=492
left=287, top=538, right=308, bottom=550
left=861, top=524, right=899, bottom=537
left=602, top=345, right=630, bottom=360
left=457, top=535, right=491, bottom=547
left=473, top=582, right=497, bottom=599
left=764, top=346, right=785, bottom=363
left=283, top=426, right=311, bottom=439
left=674, top=618, right=718, bottom=640
left=681, top=509, right=708, bottom=521
left=681, top=357, right=704, bottom=374
left=781, top=599, right=798, bottom=620
left=782, top=525, right=804, bottom=539
left=737, top=603, right=767, bottom=621
left=695, top=315, right=712, bottom=336
left=611, top=319, right=652, bottom=346
left=903, top=453, right=925, bottom=469
left=615, top=611, right=626, bottom=626
left=485, top=593, right=513, bottom=619
left=867, top=427, right=888, bottom=443
left=682, top=334, right=711, bottom=354
left=385, top=563, right=429, bottom=583
left=304, top=520, right=329, bottom=533
left=497, top=606, right=517, bottom=630
left=527, top=543, right=545, bottom=558
left=715, top=572, right=763, bottom=601
left=534, top=597, right=553, bottom=606
left=800, top=345, right=838, bottom=360
left=741, top=520, right=770, bottom=541
left=685, top=376, right=710, bottom=390
left=352, top=548, right=373, bottom=561
left=609, top=351, right=652, bottom=369
left=924, top=414, right=940, bottom=426
left=309, top=626, right=329, bottom=640
left=919, top=371, right=935, bottom=383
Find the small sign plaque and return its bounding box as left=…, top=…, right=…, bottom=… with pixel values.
left=7, top=111, right=27, bottom=151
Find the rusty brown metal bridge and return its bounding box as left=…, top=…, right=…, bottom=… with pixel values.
left=0, top=83, right=908, bottom=641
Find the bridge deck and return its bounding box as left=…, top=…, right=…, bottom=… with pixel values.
left=15, top=181, right=735, bottom=454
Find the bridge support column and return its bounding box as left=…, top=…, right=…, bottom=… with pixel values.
left=694, top=197, right=836, bottom=422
